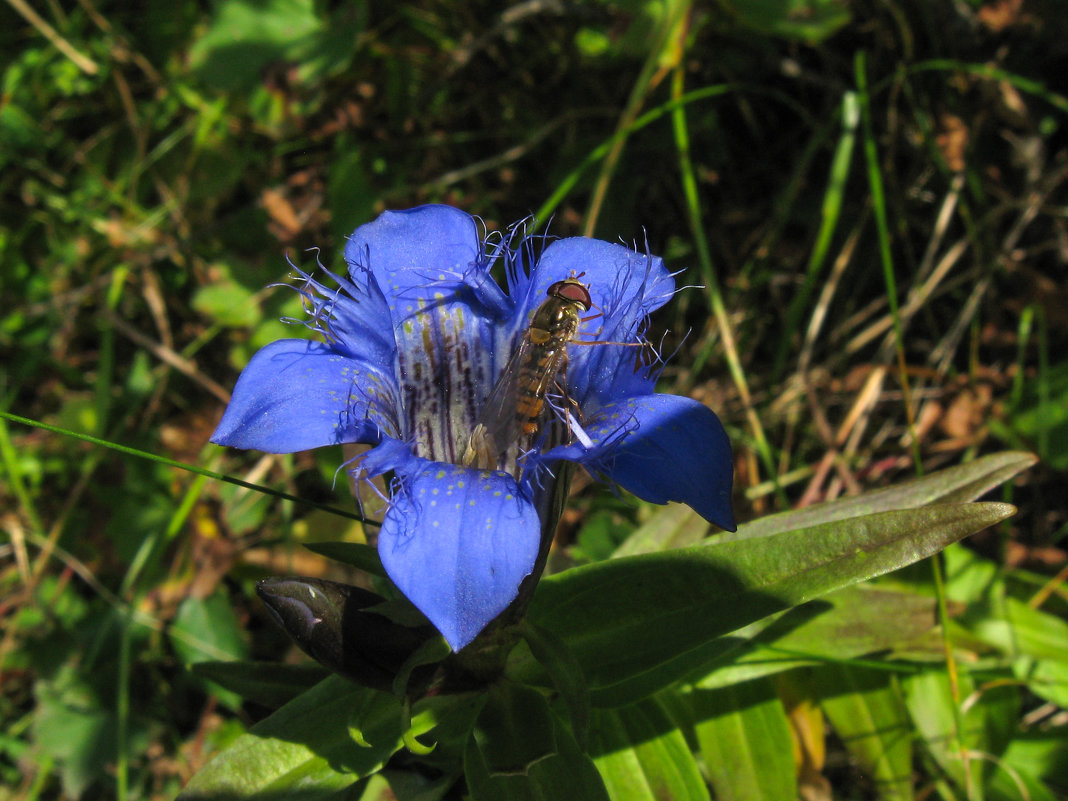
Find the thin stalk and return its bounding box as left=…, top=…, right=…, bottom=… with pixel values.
left=0, top=411, right=369, bottom=524
left=855, top=52, right=921, bottom=469
left=0, top=413, right=44, bottom=534
left=771, top=91, right=859, bottom=382
left=534, top=81, right=813, bottom=229
left=534, top=83, right=735, bottom=228
left=116, top=605, right=132, bottom=801
left=670, top=64, right=782, bottom=503
left=95, top=266, right=130, bottom=434
left=860, top=50, right=973, bottom=798
left=907, top=59, right=1068, bottom=114
left=583, top=0, right=691, bottom=236
left=1036, top=305, right=1050, bottom=457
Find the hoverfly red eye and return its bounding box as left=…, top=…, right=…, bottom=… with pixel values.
left=547, top=279, right=592, bottom=311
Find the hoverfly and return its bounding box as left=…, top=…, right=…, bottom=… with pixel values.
left=461, top=275, right=594, bottom=475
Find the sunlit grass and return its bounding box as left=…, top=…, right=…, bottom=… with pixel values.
left=2, top=0, right=1067, bottom=798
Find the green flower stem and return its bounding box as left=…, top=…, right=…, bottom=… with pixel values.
left=0, top=411, right=370, bottom=524
left=670, top=64, right=782, bottom=503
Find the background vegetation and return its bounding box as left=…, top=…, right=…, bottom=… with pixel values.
left=2, top=0, right=1067, bottom=798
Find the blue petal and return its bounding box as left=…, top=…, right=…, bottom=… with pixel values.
left=343, top=205, right=484, bottom=307
left=514, top=238, right=674, bottom=406
left=291, top=264, right=397, bottom=372
left=343, top=205, right=503, bottom=463
left=549, top=394, right=736, bottom=531
left=517, top=237, right=674, bottom=332
left=357, top=437, right=419, bottom=479
left=210, top=340, right=398, bottom=452
left=378, top=464, right=541, bottom=651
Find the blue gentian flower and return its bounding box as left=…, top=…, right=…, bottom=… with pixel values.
left=211, top=205, right=734, bottom=651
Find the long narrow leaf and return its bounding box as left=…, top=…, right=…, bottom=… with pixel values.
left=735, top=452, right=1033, bottom=540
left=591, top=697, right=710, bottom=801
left=697, top=585, right=937, bottom=690
left=693, top=679, right=796, bottom=801
left=177, top=677, right=404, bottom=800
left=465, top=683, right=609, bottom=801
left=512, top=503, right=1014, bottom=703
left=815, top=665, right=913, bottom=801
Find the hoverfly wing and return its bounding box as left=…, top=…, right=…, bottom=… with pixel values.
left=461, top=334, right=566, bottom=472
left=462, top=276, right=590, bottom=474
left=461, top=337, right=531, bottom=470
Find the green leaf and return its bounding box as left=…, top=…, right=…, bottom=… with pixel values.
left=178, top=677, right=405, bottom=800
left=591, top=697, right=710, bottom=801
left=407, top=692, right=487, bottom=766
left=736, top=452, right=1033, bottom=540
left=942, top=542, right=1002, bottom=603
left=171, top=591, right=249, bottom=665
left=612, top=502, right=708, bottom=558
left=171, top=590, right=250, bottom=710
left=969, top=596, right=1068, bottom=663
left=697, top=585, right=938, bottom=690
left=691, top=679, right=796, bottom=801
left=814, top=665, right=913, bottom=801
left=902, top=669, right=1019, bottom=794
left=305, top=541, right=386, bottom=577
left=521, top=621, right=591, bottom=750
left=192, top=282, right=260, bottom=328
left=354, top=770, right=457, bottom=801
left=34, top=678, right=120, bottom=798
left=993, top=362, right=1068, bottom=469
left=465, top=683, right=610, bottom=801
left=327, top=146, right=378, bottom=247
left=582, top=584, right=938, bottom=709
left=1014, top=656, right=1068, bottom=709
left=988, top=770, right=1058, bottom=801
left=0, top=101, right=41, bottom=151
left=472, top=683, right=557, bottom=775
left=992, top=727, right=1068, bottom=801
left=572, top=508, right=634, bottom=563
left=513, top=502, right=1014, bottom=706
left=189, top=0, right=324, bottom=91
left=191, top=661, right=329, bottom=708
left=718, top=0, right=852, bottom=44
left=961, top=595, right=1068, bottom=708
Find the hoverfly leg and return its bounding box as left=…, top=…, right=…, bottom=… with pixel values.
left=461, top=422, right=498, bottom=471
